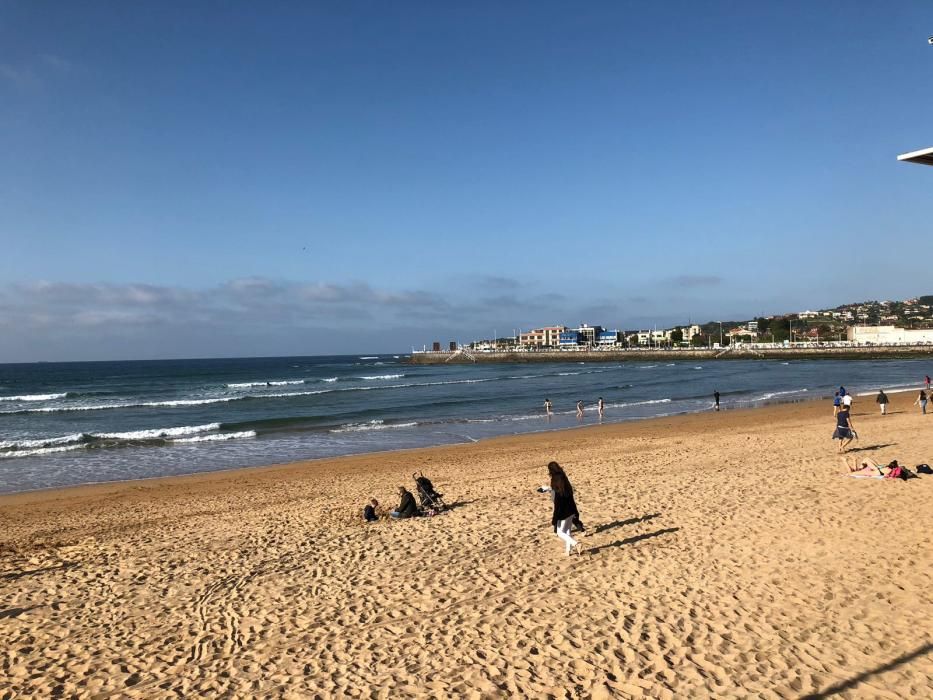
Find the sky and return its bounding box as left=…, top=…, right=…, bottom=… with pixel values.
left=1, top=1, right=931, bottom=361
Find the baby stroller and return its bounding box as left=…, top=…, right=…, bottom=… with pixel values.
left=413, top=472, right=447, bottom=513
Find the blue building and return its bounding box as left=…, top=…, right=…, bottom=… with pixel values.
left=558, top=331, right=582, bottom=347
left=597, top=330, right=621, bottom=346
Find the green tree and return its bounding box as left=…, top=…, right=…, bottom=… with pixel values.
left=670, top=328, right=684, bottom=344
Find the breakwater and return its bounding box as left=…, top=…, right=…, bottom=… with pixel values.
left=407, top=345, right=933, bottom=364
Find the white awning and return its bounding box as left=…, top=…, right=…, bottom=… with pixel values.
left=897, top=146, right=933, bottom=166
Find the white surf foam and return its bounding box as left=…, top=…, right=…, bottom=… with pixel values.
left=96, top=423, right=221, bottom=440
left=357, top=374, right=405, bottom=380
left=174, top=430, right=257, bottom=443
left=331, top=420, right=418, bottom=433
left=0, top=433, right=87, bottom=450
left=0, top=443, right=89, bottom=458
left=226, top=380, right=305, bottom=388
left=855, top=383, right=922, bottom=397
left=0, top=392, right=68, bottom=401
left=607, top=398, right=672, bottom=409
left=758, top=388, right=808, bottom=401
left=142, top=398, right=240, bottom=408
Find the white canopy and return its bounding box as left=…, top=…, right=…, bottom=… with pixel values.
left=897, top=146, right=933, bottom=166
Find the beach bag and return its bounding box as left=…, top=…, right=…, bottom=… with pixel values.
left=917, top=464, right=932, bottom=475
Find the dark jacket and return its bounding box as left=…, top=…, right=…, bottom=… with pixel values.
left=876, top=392, right=888, bottom=404
left=396, top=490, right=418, bottom=518
left=551, top=487, right=579, bottom=529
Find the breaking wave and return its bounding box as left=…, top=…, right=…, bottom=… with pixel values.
left=0, top=392, right=69, bottom=401
left=0, top=423, right=255, bottom=459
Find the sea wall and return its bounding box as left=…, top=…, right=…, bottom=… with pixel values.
left=407, top=346, right=933, bottom=364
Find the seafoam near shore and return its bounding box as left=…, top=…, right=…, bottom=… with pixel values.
left=1, top=393, right=932, bottom=697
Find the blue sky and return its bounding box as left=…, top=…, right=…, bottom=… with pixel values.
left=1, top=1, right=931, bottom=361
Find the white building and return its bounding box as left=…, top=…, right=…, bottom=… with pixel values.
left=847, top=326, right=933, bottom=344
left=681, top=324, right=702, bottom=343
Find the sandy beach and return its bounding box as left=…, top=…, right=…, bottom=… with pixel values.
left=2, top=392, right=932, bottom=698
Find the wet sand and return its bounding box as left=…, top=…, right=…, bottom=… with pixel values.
left=2, top=393, right=932, bottom=698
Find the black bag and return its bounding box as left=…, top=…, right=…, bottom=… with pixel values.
left=916, top=463, right=932, bottom=475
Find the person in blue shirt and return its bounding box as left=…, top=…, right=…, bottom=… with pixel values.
left=833, top=392, right=841, bottom=416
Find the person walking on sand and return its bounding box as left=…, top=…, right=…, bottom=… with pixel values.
left=915, top=389, right=928, bottom=415
left=576, top=400, right=584, bottom=418
left=832, top=392, right=841, bottom=416
left=842, top=392, right=853, bottom=409
left=714, top=390, right=720, bottom=411
left=547, top=461, right=587, bottom=535
left=925, top=375, right=931, bottom=392
left=544, top=398, right=553, bottom=417
left=597, top=397, right=604, bottom=418
left=548, top=461, right=582, bottom=555
left=876, top=389, right=889, bottom=416
left=833, top=404, right=855, bottom=453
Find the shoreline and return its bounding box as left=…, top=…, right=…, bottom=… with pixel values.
left=0, top=390, right=831, bottom=503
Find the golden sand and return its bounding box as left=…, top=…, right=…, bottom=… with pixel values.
left=1, top=393, right=932, bottom=698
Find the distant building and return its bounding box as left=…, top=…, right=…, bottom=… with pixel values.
left=574, top=323, right=604, bottom=346
left=847, top=326, right=933, bottom=344
left=727, top=327, right=755, bottom=342
left=681, top=324, right=702, bottom=343
left=597, top=330, right=620, bottom=346
left=559, top=330, right=582, bottom=347
left=519, top=326, right=566, bottom=348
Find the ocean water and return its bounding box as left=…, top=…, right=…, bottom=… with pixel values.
left=0, top=355, right=927, bottom=494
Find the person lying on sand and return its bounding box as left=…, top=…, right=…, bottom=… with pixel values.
left=844, top=457, right=890, bottom=477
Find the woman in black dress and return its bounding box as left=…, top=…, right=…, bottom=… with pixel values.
left=548, top=461, right=582, bottom=555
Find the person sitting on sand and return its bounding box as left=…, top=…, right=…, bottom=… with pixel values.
left=833, top=405, right=855, bottom=453
left=548, top=461, right=582, bottom=555
left=363, top=498, right=379, bottom=522
left=390, top=486, right=419, bottom=519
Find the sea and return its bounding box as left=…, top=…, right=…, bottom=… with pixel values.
left=0, top=355, right=927, bottom=494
